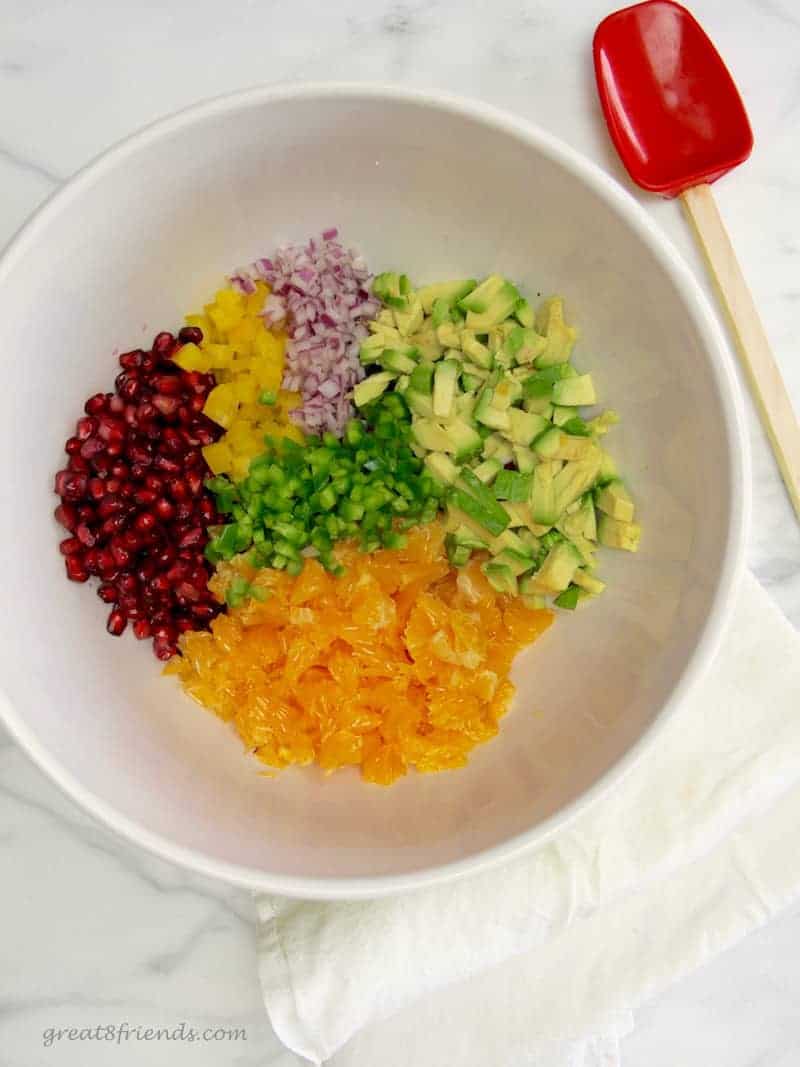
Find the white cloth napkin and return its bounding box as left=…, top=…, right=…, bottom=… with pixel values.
left=256, top=571, right=800, bottom=1066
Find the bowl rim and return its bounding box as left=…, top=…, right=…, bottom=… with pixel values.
left=0, top=81, right=750, bottom=900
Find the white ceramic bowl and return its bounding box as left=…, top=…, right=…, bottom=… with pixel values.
left=0, top=85, right=748, bottom=899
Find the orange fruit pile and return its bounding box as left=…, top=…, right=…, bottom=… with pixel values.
left=167, top=523, right=553, bottom=784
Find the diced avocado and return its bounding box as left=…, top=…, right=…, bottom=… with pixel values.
left=487, top=527, right=529, bottom=556
left=491, top=376, right=523, bottom=410
left=597, top=514, right=641, bottom=552
left=560, top=416, right=592, bottom=437
left=595, top=479, right=635, bottom=522
left=512, top=444, right=537, bottom=474
left=447, top=540, right=472, bottom=567
left=396, top=374, right=410, bottom=394
left=433, top=360, right=460, bottom=419
left=551, top=406, right=574, bottom=427
left=521, top=593, right=547, bottom=610
left=502, top=324, right=525, bottom=359
left=431, top=298, right=453, bottom=328
left=418, top=278, right=477, bottom=314
left=551, top=447, right=602, bottom=515
left=447, top=418, right=483, bottom=461
left=533, top=427, right=595, bottom=462
left=560, top=530, right=597, bottom=568
left=554, top=585, right=581, bottom=610
left=503, top=501, right=534, bottom=528
left=474, top=457, right=502, bottom=484
left=475, top=388, right=511, bottom=431
left=449, top=489, right=509, bottom=538
left=451, top=525, right=490, bottom=550
left=409, top=363, right=434, bottom=395
left=458, top=274, right=506, bottom=313
left=515, top=527, right=541, bottom=554
left=393, top=295, right=424, bottom=338
left=424, top=451, right=460, bottom=487
left=404, top=389, right=435, bottom=418
left=573, top=569, right=606, bottom=595
left=465, top=282, right=522, bottom=330
left=381, top=348, right=418, bottom=375
left=530, top=462, right=560, bottom=526
left=587, top=409, right=620, bottom=436
left=460, top=330, right=494, bottom=369
left=524, top=397, right=554, bottom=418
left=412, top=418, right=452, bottom=452
left=514, top=329, right=548, bottom=366
left=373, top=272, right=414, bottom=311
left=552, top=374, right=596, bottom=407
left=519, top=574, right=551, bottom=598
left=375, top=308, right=395, bottom=327
left=535, top=542, right=582, bottom=593
left=354, top=371, right=395, bottom=407
left=493, top=469, right=533, bottom=502
left=455, top=392, right=476, bottom=421
left=461, top=371, right=484, bottom=392
left=481, top=561, right=518, bottom=596
left=506, top=409, right=548, bottom=446
left=535, top=297, right=577, bottom=366
left=514, top=299, right=535, bottom=328
left=482, top=434, right=515, bottom=465
left=560, top=495, right=597, bottom=542
left=598, top=449, right=618, bottom=484
left=435, top=322, right=462, bottom=349
left=409, top=325, right=443, bottom=362
left=359, top=333, right=387, bottom=363
left=495, top=548, right=535, bottom=577
left=458, top=468, right=512, bottom=527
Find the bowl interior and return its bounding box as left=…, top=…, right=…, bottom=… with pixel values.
left=0, top=89, right=742, bottom=894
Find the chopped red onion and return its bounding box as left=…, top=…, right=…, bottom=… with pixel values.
left=232, top=231, right=380, bottom=435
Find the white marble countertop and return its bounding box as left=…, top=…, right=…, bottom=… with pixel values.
left=1, top=1, right=798, bottom=1064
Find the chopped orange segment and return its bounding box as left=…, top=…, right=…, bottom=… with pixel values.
left=167, top=523, right=553, bottom=785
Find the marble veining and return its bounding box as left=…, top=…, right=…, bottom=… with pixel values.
left=0, top=0, right=798, bottom=1064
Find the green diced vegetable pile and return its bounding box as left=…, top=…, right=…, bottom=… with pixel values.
left=354, top=271, right=641, bottom=610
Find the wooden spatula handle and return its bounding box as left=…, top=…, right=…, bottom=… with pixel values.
left=681, top=182, right=800, bottom=520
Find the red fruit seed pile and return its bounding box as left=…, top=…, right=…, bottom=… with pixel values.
left=54, top=328, right=223, bottom=660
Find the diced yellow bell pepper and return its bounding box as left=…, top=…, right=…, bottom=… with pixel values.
left=235, top=375, right=259, bottom=405
left=172, top=342, right=212, bottom=373
left=203, top=383, right=239, bottom=428
left=245, top=281, right=269, bottom=314
left=228, top=317, right=258, bottom=346
left=202, top=440, right=233, bottom=475
left=215, top=288, right=245, bottom=311
left=184, top=313, right=215, bottom=342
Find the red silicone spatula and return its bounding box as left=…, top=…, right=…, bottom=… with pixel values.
left=594, top=0, right=800, bottom=519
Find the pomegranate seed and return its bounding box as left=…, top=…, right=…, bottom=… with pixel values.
left=149, top=574, right=171, bottom=596
left=121, top=528, right=142, bottom=551
left=167, top=478, right=189, bottom=502
left=154, top=545, right=176, bottom=569
left=178, top=326, right=203, bottom=345
left=88, top=476, right=105, bottom=500
left=136, top=401, right=157, bottom=422
left=115, top=373, right=141, bottom=402
left=117, top=572, right=138, bottom=595
left=176, top=581, right=202, bottom=603
left=189, top=393, right=206, bottom=414
left=198, top=498, right=217, bottom=525
left=110, top=541, right=132, bottom=568
left=136, top=559, right=157, bottom=583
left=175, top=616, right=196, bottom=634
left=165, top=561, right=189, bottom=584
left=84, top=393, right=108, bottom=415
left=133, top=619, right=152, bottom=640
left=97, top=414, right=125, bottom=442
left=90, top=453, right=112, bottom=475
left=153, top=497, right=175, bottom=521
left=77, top=504, right=96, bottom=523
left=76, top=523, right=97, bottom=548
left=174, top=502, right=194, bottom=522
left=98, top=494, right=124, bottom=518
left=65, top=556, right=89, bottom=582
left=119, top=482, right=136, bottom=499
left=145, top=473, right=164, bottom=493
left=186, top=471, right=203, bottom=497
left=54, top=503, right=78, bottom=531
left=65, top=436, right=82, bottom=455
left=181, top=371, right=203, bottom=391
left=109, top=394, right=126, bottom=414
left=106, top=609, right=127, bottom=636
left=160, top=427, right=185, bottom=455
left=153, top=374, right=182, bottom=396
left=178, top=527, right=203, bottom=549
left=96, top=548, right=116, bottom=577
left=152, top=331, right=175, bottom=356
left=127, top=443, right=153, bottom=466
left=152, top=394, right=179, bottom=417
left=59, top=536, right=82, bottom=556
left=191, top=603, right=216, bottom=621
left=134, top=487, right=158, bottom=507
left=130, top=462, right=149, bottom=481
left=119, top=349, right=144, bottom=370
left=97, top=583, right=118, bottom=604
left=111, top=461, right=130, bottom=480
left=101, top=514, right=127, bottom=538
left=55, top=470, right=88, bottom=501
left=153, top=636, right=177, bottom=660
left=152, top=621, right=177, bottom=641
left=80, top=436, right=106, bottom=461
left=154, top=454, right=181, bottom=474
left=134, top=511, right=157, bottom=533
left=68, top=454, right=91, bottom=472
left=76, top=416, right=98, bottom=440
left=193, top=425, right=216, bottom=446
left=83, top=548, right=101, bottom=575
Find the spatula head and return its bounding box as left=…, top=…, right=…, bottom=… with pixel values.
left=594, top=0, right=753, bottom=196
